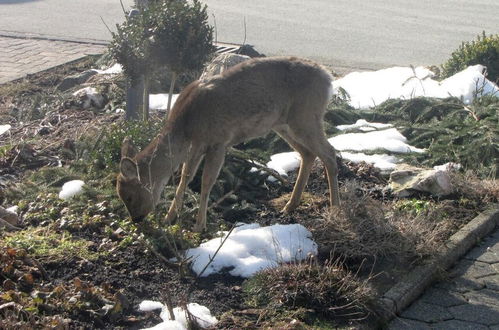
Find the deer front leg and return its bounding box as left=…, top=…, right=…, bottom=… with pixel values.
left=193, top=145, right=225, bottom=233
left=165, top=148, right=203, bottom=224
left=282, top=151, right=315, bottom=214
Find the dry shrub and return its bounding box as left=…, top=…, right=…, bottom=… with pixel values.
left=309, top=181, right=454, bottom=262
left=243, top=258, right=377, bottom=326
left=450, top=171, right=499, bottom=204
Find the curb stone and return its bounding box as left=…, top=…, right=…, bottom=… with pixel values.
left=378, top=204, right=499, bottom=321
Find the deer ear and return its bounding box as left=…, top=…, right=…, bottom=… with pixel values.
left=120, top=157, right=139, bottom=180
left=121, top=137, right=138, bottom=158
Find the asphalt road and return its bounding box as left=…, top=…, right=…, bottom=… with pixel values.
left=1, top=0, right=498, bottom=72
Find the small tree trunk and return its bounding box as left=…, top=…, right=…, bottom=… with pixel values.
left=142, top=74, right=150, bottom=121
left=125, top=77, right=144, bottom=121
left=167, top=71, right=178, bottom=112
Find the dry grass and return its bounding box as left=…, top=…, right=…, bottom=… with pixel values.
left=308, top=181, right=457, bottom=263
left=451, top=171, right=499, bottom=203
left=242, top=258, right=377, bottom=326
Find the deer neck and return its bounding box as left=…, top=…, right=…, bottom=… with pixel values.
left=136, top=126, right=189, bottom=205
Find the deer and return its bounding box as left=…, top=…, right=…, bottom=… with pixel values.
left=117, top=56, right=340, bottom=232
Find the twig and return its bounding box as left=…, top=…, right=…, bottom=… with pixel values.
left=100, top=16, right=113, bottom=36
left=120, top=0, right=127, bottom=15
left=194, top=223, right=240, bottom=280
left=208, top=182, right=241, bottom=211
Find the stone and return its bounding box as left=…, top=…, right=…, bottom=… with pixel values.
left=0, top=206, right=18, bottom=225
left=388, top=317, right=430, bottom=330
left=482, top=274, right=499, bottom=291
left=72, top=87, right=105, bottom=109
left=57, top=69, right=98, bottom=91
left=419, top=287, right=466, bottom=307
left=448, top=260, right=496, bottom=279
left=465, top=289, right=499, bottom=307
left=389, top=164, right=454, bottom=197
left=435, top=277, right=485, bottom=293
left=449, top=303, right=499, bottom=325
left=400, top=301, right=452, bottom=323
left=200, top=53, right=250, bottom=80
left=431, top=319, right=488, bottom=330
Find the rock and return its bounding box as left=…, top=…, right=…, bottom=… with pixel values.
left=72, top=87, right=105, bottom=109
left=389, top=163, right=455, bottom=197
left=238, top=44, right=265, bottom=58
left=200, top=53, right=251, bottom=80
left=0, top=206, right=18, bottom=225
left=57, top=70, right=99, bottom=91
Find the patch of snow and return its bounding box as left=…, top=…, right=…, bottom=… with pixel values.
left=149, top=93, right=180, bottom=110
left=185, top=223, right=318, bottom=278
left=329, top=128, right=425, bottom=154
left=266, top=151, right=301, bottom=178
left=0, top=124, right=11, bottom=135
left=340, top=152, right=399, bottom=172
left=337, top=119, right=392, bottom=131
left=6, top=206, right=18, bottom=214
left=433, top=162, right=461, bottom=171
left=95, top=63, right=123, bottom=75
left=334, top=65, right=499, bottom=109
left=59, top=180, right=85, bottom=200
left=138, top=301, right=217, bottom=330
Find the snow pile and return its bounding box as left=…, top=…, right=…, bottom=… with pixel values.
left=149, top=93, right=180, bottom=110
left=266, top=123, right=423, bottom=175
left=139, top=301, right=217, bottom=330
left=334, top=65, right=499, bottom=109
left=340, top=152, right=399, bottom=172
left=337, top=119, right=392, bottom=132
left=59, top=180, right=85, bottom=200
left=6, top=205, right=18, bottom=214
left=185, top=223, right=318, bottom=278
left=328, top=128, right=424, bottom=154
left=0, top=124, right=11, bottom=135
left=94, top=63, right=123, bottom=75
left=266, top=152, right=301, bottom=177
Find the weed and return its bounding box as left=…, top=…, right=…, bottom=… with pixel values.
left=243, top=259, right=377, bottom=326
left=2, top=227, right=101, bottom=262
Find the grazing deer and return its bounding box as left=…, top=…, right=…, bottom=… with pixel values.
left=117, top=57, right=340, bottom=232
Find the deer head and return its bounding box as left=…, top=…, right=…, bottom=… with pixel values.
left=116, top=138, right=155, bottom=222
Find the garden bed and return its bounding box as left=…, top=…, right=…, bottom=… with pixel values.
left=0, top=57, right=498, bottom=329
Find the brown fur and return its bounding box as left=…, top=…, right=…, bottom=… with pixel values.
left=117, top=56, right=340, bottom=232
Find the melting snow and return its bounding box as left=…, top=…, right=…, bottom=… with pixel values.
left=0, top=124, right=11, bottom=135
left=94, top=63, right=123, bottom=75
left=149, top=94, right=180, bottom=111
left=337, top=119, right=393, bottom=131
left=266, top=124, right=423, bottom=176
left=185, top=223, right=318, bottom=278
left=328, top=128, right=424, bottom=154
left=59, top=180, right=85, bottom=200
left=138, top=301, right=217, bottom=330
left=334, top=65, right=499, bottom=109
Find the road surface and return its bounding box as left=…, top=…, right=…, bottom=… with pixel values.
left=1, top=0, right=498, bottom=72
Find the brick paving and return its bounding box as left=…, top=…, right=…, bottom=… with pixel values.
left=389, top=227, right=499, bottom=329
left=0, top=34, right=106, bottom=84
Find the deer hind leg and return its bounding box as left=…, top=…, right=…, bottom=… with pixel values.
left=288, top=121, right=340, bottom=210
left=193, top=144, right=226, bottom=233
left=275, top=127, right=316, bottom=214
left=165, top=146, right=204, bottom=224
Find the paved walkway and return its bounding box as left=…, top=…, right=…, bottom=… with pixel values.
left=389, top=228, right=499, bottom=329
left=0, top=33, right=106, bottom=84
